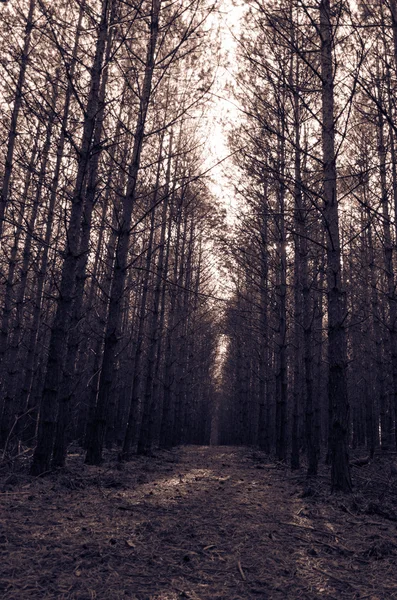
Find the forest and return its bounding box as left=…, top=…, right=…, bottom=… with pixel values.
left=1, top=0, right=397, bottom=598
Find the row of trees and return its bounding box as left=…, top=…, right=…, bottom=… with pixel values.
left=0, top=0, right=222, bottom=473
left=4, top=0, right=395, bottom=496
left=218, top=0, right=397, bottom=491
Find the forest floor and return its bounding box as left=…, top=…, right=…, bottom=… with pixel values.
left=1, top=446, right=397, bottom=600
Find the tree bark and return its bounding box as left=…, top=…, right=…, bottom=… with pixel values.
left=320, top=0, right=352, bottom=492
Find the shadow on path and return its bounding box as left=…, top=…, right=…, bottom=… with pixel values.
left=1, top=446, right=396, bottom=599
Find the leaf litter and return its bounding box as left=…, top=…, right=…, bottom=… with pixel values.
left=0, top=446, right=397, bottom=599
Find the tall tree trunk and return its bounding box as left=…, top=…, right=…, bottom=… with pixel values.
left=85, top=0, right=161, bottom=465
left=31, top=0, right=110, bottom=475
left=138, top=133, right=173, bottom=455
left=0, top=0, right=36, bottom=237
left=52, top=6, right=115, bottom=467
left=120, top=207, right=157, bottom=456
left=173, top=213, right=194, bottom=446
left=2, top=82, right=58, bottom=450
left=0, top=125, right=39, bottom=365
left=258, top=181, right=270, bottom=453
left=291, top=65, right=302, bottom=471
left=275, top=114, right=288, bottom=463
left=377, top=101, right=396, bottom=451
left=19, top=2, right=86, bottom=444
left=159, top=191, right=184, bottom=448
left=320, top=0, right=351, bottom=492
left=0, top=132, right=39, bottom=446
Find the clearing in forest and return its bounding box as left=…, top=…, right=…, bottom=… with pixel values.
left=1, top=446, right=397, bottom=599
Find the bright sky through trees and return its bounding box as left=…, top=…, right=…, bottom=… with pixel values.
left=204, top=0, right=245, bottom=221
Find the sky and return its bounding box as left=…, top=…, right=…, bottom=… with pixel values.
left=203, top=0, right=246, bottom=223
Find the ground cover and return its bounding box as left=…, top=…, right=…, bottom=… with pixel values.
left=1, top=447, right=397, bottom=599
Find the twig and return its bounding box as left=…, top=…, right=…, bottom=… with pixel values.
left=312, top=566, right=355, bottom=588
left=292, top=533, right=352, bottom=555
left=339, top=503, right=358, bottom=518
left=237, top=560, right=246, bottom=581
left=278, top=521, right=335, bottom=537
left=0, top=447, right=32, bottom=468
left=0, top=491, right=33, bottom=497
left=1, top=409, right=36, bottom=461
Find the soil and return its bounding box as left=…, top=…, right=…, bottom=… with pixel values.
left=1, top=446, right=397, bottom=599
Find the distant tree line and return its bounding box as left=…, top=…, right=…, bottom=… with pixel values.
left=218, top=0, right=397, bottom=492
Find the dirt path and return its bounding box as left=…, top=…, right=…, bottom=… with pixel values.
left=1, top=446, right=397, bottom=599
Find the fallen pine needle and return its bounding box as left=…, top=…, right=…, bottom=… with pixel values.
left=312, top=566, right=355, bottom=588
left=237, top=560, right=246, bottom=581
